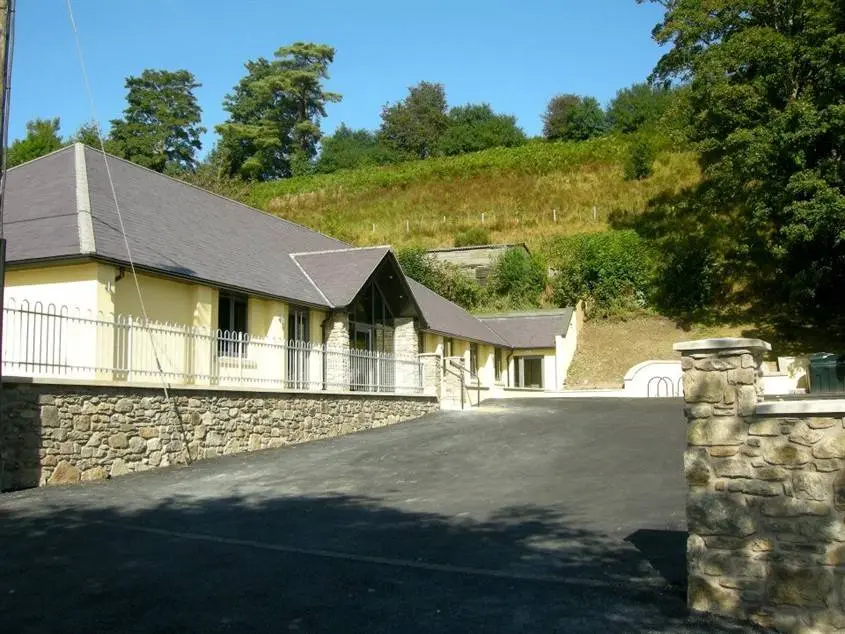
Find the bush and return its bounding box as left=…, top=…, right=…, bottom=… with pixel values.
left=396, top=248, right=482, bottom=310
left=546, top=230, right=656, bottom=317
left=488, top=248, right=547, bottom=307
left=453, top=227, right=491, bottom=247
left=624, top=137, right=657, bottom=180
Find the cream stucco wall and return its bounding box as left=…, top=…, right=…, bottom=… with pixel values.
left=5, top=263, right=108, bottom=315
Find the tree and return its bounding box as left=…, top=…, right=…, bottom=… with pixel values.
left=607, top=82, right=673, bottom=133
left=379, top=81, right=448, bottom=159
left=639, top=0, right=845, bottom=322
left=216, top=43, right=341, bottom=180
left=7, top=118, right=63, bottom=167
left=438, top=103, right=526, bottom=156
left=542, top=94, right=607, bottom=141
left=316, top=124, right=397, bottom=173
left=71, top=120, right=104, bottom=147
left=109, top=69, right=205, bottom=173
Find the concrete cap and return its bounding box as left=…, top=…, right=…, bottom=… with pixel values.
left=673, top=338, right=772, bottom=354
left=757, top=400, right=845, bottom=416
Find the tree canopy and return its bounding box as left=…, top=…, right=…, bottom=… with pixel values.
left=438, top=103, right=526, bottom=156
left=607, top=82, right=673, bottom=133
left=638, top=0, right=845, bottom=322
left=216, top=42, right=341, bottom=180
left=379, top=81, right=449, bottom=160
left=109, top=69, right=205, bottom=173
left=7, top=118, right=63, bottom=167
left=542, top=94, right=607, bottom=141
left=316, top=124, right=395, bottom=173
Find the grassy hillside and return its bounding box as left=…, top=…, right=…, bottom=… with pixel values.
left=244, top=137, right=701, bottom=250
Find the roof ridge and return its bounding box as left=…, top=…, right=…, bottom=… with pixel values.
left=6, top=143, right=75, bottom=171
left=290, top=245, right=391, bottom=257
left=73, top=143, right=96, bottom=255
left=289, top=254, right=333, bottom=308
left=80, top=145, right=349, bottom=248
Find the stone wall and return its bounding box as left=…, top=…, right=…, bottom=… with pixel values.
left=0, top=379, right=438, bottom=491
left=678, top=338, right=845, bottom=632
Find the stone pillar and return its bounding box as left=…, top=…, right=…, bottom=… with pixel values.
left=675, top=338, right=770, bottom=622
left=418, top=353, right=442, bottom=399
left=324, top=311, right=350, bottom=390
left=393, top=317, right=419, bottom=394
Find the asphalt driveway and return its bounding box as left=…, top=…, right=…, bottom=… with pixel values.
left=0, top=398, right=754, bottom=633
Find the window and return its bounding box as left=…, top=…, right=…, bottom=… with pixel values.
left=494, top=348, right=503, bottom=383
left=443, top=337, right=454, bottom=358
left=514, top=356, right=543, bottom=389
left=470, top=343, right=479, bottom=377
left=287, top=308, right=310, bottom=389
left=218, top=292, right=248, bottom=357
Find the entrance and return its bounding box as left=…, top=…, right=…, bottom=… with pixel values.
left=515, top=356, right=543, bottom=389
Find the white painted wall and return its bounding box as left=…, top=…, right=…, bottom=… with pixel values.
left=623, top=360, right=684, bottom=397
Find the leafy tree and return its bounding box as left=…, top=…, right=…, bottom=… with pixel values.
left=639, top=0, right=845, bottom=322
left=316, top=124, right=398, bottom=173
left=379, top=81, right=448, bottom=159
left=542, top=94, right=607, bottom=141
left=488, top=248, right=547, bottom=307
left=109, top=69, right=205, bottom=173
left=607, top=82, right=673, bottom=133
left=217, top=43, right=341, bottom=180
left=624, top=135, right=657, bottom=180
left=438, top=103, right=526, bottom=155
left=396, top=248, right=482, bottom=309
left=7, top=118, right=63, bottom=167
left=71, top=120, right=104, bottom=147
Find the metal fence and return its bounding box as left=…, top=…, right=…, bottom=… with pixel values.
left=1, top=300, right=423, bottom=394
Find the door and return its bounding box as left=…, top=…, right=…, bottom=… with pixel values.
left=350, top=325, right=373, bottom=390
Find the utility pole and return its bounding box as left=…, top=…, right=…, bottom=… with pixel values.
left=0, top=0, right=15, bottom=391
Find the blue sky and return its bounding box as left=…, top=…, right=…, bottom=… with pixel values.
left=10, top=0, right=666, bottom=157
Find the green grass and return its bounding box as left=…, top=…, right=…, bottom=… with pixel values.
left=237, top=136, right=701, bottom=250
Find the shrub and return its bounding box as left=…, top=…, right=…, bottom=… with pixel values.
left=396, top=248, right=482, bottom=310
left=624, top=137, right=657, bottom=180
left=453, top=227, right=491, bottom=247
left=546, top=230, right=656, bottom=317
left=488, top=247, right=547, bottom=307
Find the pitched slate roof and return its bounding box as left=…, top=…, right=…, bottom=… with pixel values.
left=407, top=279, right=508, bottom=346
left=3, top=145, right=516, bottom=347
left=479, top=309, right=574, bottom=349
left=291, top=246, right=391, bottom=307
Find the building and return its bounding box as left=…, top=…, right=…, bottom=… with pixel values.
left=2, top=145, right=578, bottom=405
left=426, top=243, right=530, bottom=286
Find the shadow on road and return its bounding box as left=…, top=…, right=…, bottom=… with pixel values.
left=0, top=489, right=756, bottom=633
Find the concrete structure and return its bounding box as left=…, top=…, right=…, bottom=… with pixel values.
left=426, top=243, right=530, bottom=286
left=677, top=337, right=845, bottom=632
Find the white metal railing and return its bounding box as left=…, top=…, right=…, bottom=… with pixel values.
left=1, top=300, right=423, bottom=394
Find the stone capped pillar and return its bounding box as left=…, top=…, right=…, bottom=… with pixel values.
left=393, top=317, right=419, bottom=394
left=675, top=338, right=770, bottom=620
left=325, top=311, right=350, bottom=390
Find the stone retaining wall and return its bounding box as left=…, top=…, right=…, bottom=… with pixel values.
left=678, top=338, right=845, bottom=632
left=0, top=379, right=438, bottom=491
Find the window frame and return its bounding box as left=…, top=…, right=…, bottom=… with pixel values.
left=218, top=291, right=249, bottom=358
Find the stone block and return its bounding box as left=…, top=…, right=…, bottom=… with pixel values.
left=47, top=461, right=81, bottom=485
left=741, top=354, right=756, bottom=369
left=110, top=459, right=131, bottom=477
left=761, top=497, right=829, bottom=517
left=713, top=458, right=753, bottom=478
left=710, top=446, right=739, bottom=457
left=756, top=466, right=789, bottom=481
left=768, top=565, right=831, bottom=607
left=206, top=430, right=224, bottom=447
left=789, top=422, right=824, bottom=447
left=41, top=405, right=59, bottom=428
left=749, top=420, right=780, bottom=436
left=689, top=418, right=745, bottom=446
left=688, top=575, right=741, bottom=617
left=808, top=418, right=837, bottom=429
left=114, top=398, right=134, bottom=413
left=128, top=437, right=146, bottom=453
left=81, top=466, right=107, bottom=482
left=684, top=371, right=727, bottom=403
left=814, top=436, right=845, bottom=459
left=687, top=491, right=755, bottom=536
left=138, top=426, right=158, bottom=439
left=815, top=459, right=840, bottom=472
left=684, top=403, right=713, bottom=419
left=737, top=386, right=758, bottom=417
left=73, top=415, right=91, bottom=432
left=793, top=472, right=829, bottom=502
left=681, top=356, right=694, bottom=370
left=248, top=434, right=262, bottom=452
left=147, top=438, right=161, bottom=451
left=695, top=358, right=738, bottom=371
left=727, top=369, right=757, bottom=385
left=108, top=433, right=129, bottom=449
left=763, top=441, right=811, bottom=466
left=727, top=480, right=782, bottom=496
